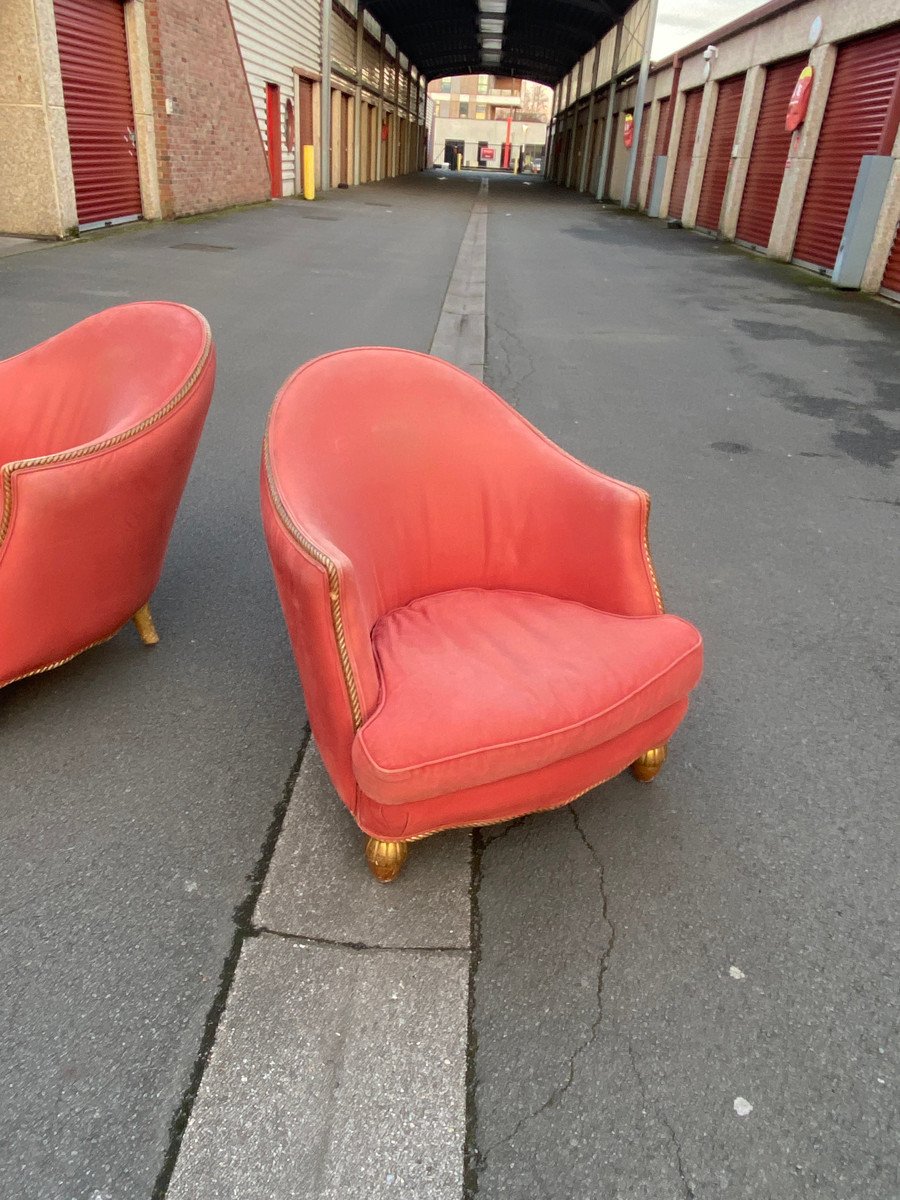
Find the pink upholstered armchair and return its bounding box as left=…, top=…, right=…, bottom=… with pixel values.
left=262, top=348, right=702, bottom=881
left=0, top=302, right=215, bottom=688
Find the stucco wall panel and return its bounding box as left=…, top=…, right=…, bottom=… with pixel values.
left=659, top=88, right=686, bottom=217
left=1, top=0, right=45, bottom=105
left=0, top=106, right=63, bottom=234
left=719, top=64, right=766, bottom=240
left=0, top=0, right=75, bottom=236
left=862, top=122, right=900, bottom=291
left=681, top=81, right=720, bottom=228
left=863, top=154, right=900, bottom=291
left=694, top=74, right=746, bottom=231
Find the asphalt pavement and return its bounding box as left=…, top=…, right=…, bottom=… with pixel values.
left=475, top=176, right=899, bottom=1199
left=1, top=173, right=898, bottom=1200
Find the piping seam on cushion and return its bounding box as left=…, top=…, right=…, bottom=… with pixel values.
left=355, top=636, right=702, bottom=787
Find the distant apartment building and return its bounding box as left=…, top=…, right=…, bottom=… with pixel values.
left=427, top=74, right=550, bottom=171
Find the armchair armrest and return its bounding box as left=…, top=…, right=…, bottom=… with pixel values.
left=261, top=447, right=381, bottom=811
left=493, top=413, right=664, bottom=617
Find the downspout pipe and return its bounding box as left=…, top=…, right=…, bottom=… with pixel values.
left=321, top=0, right=332, bottom=190
left=665, top=54, right=682, bottom=148
left=622, top=0, right=660, bottom=208
left=594, top=20, right=623, bottom=201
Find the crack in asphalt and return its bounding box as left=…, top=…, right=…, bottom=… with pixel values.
left=480, top=804, right=616, bottom=1162
left=488, top=314, right=537, bottom=407
left=480, top=814, right=528, bottom=847
left=627, top=1040, right=696, bottom=1200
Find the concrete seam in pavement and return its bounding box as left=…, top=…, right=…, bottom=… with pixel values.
left=430, top=177, right=493, bottom=1200
left=464, top=831, right=485, bottom=1200
left=150, top=725, right=312, bottom=1200
left=430, top=179, right=489, bottom=380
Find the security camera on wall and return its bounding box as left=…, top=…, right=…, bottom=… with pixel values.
left=702, top=45, right=718, bottom=61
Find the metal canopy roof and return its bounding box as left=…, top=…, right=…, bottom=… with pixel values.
left=363, top=1, right=634, bottom=86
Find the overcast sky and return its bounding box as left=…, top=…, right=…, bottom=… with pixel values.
left=652, top=0, right=762, bottom=59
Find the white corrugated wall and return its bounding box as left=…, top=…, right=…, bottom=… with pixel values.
left=228, top=0, right=320, bottom=196
left=362, top=34, right=381, bottom=92
left=331, top=5, right=356, bottom=75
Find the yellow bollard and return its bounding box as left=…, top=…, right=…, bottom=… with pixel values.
left=302, top=144, right=315, bottom=200
left=456, top=151, right=462, bottom=172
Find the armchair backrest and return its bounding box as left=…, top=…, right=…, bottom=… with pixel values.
left=266, top=347, right=586, bottom=631
left=0, top=303, right=210, bottom=465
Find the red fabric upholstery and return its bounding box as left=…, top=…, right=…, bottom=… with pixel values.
left=0, top=302, right=215, bottom=686
left=262, top=348, right=702, bottom=840
left=354, top=700, right=689, bottom=841
left=354, top=589, right=702, bottom=805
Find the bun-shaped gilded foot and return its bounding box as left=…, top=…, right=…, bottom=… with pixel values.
left=631, top=744, right=668, bottom=783
left=365, top=838, right=409, bottom=883
left=133, top=603, right=160, bottom=646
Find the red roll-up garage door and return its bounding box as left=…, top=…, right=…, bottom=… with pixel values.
left=54, top=0, right=143, bottom=230
left=735, top=55, right=807, bottom=249
left=695, top=75, right=745, bottom=232
left=881, top=224, right=900, bottom=299
left=668, top=89, right=703, bottom=220
left=793, top=26, right=900, bottom=272
left=644, top=96, right=670, bottom=210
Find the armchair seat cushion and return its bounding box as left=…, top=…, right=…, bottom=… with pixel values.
left=352, top=588, right=703, bottom=805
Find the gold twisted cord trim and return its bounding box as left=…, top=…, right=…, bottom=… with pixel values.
left=0, top=316, right=213, bottom=547
left=263, top=436, right=364, bottom=728
left=0, top=627, right=121, bottom=690
left=639, top=489, right=665, bottom=614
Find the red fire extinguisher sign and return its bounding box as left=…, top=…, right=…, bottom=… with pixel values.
left=785, top=65, right=814, bottom=133
left=622, top=112, right=634, bottom=149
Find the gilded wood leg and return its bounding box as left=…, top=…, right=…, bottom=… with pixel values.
left=132, top=603, right=160, bottom=646
left=365, top=837, right=409, bottom=883
left=631, top=743, right=668, bottom=783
